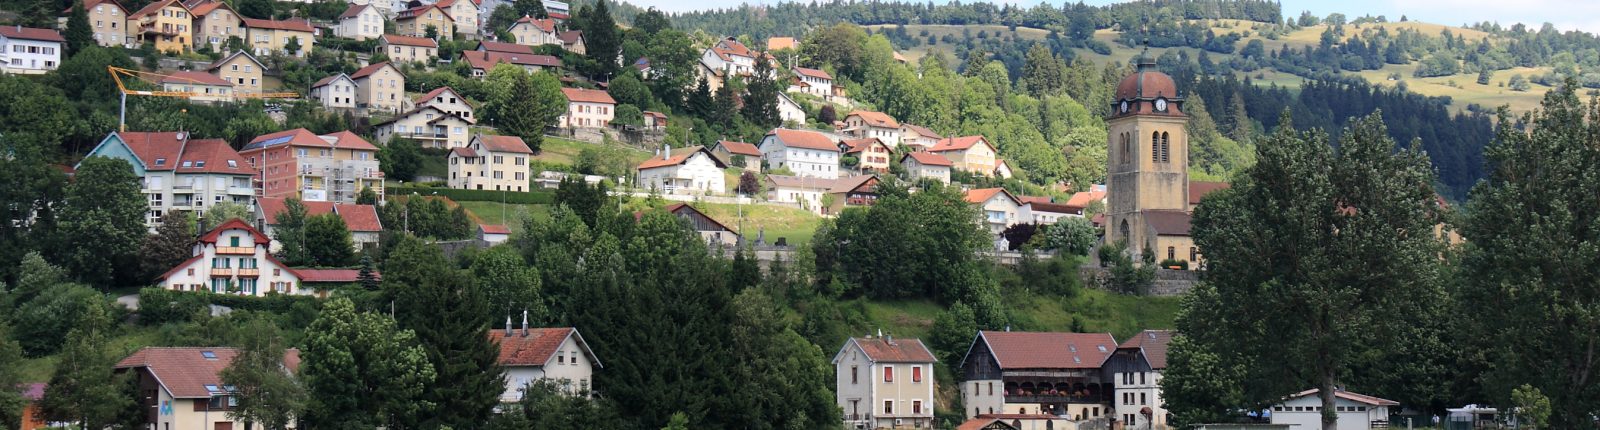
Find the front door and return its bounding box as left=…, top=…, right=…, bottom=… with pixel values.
left=214, top=422, right=232, bottom=430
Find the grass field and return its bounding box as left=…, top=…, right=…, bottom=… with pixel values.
left=456, top=201, right=551, bottom=233
left=694, top=202, right=824, bottom=246
left=531, top=136, right=653, bottom=166
left=857, top=287, right=1182, bottom=343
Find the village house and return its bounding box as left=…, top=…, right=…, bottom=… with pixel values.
left=960, top=331, right=1118, bottom=421
left=777, top=92, right=807, bottom=124
left=841, top=137, right=892, bottom=172
left=241, top=129, right=384, bottom=204
left=711, top=140, right=761, bottom=172
left=558, top=87, right=616, bottom=128
left=127, top=0, right=193, bottom=52
left=994, top=159, right=1014, bottom=179
left=254, top=197, right=384, bottom=252
left=183, top=0, right=241, bottom=52
left=965, top=188, right=1022, bottom=235
left=434, top=0, right=479, bottom=39
left=379, top=34, right=439, bottom=64
left=827, top=175, right=880, bottom=214
left=460, top=49, right=562, bottom=76
left=346, top=0, right=389, bottom=16
left=636, top=145, right=727, bottom=195
left=664, top=203, right=740, bottom=246
left=507, top=15, right=559, bottom=47
left=242, top=18, right=314, bottom=57
left=155, top=219, right=304, bottom=295
left=480, top=224, right=511, bottom=245
left=929, top=135, right=1000, bottom=176
left=449, top=134, right=533, bottom=191
left=334, top=3, right=383, bottom=40
left=60, top=0, right=129, bottom=48
left=1271, top=389, right=1398, bottom=430
left=759, top=128, right=840, bottom=179
left=556, top=30, right=584, bottom=54
left=841, top=110, right=902, bottom=143
left=115, top=347, right=301, bottom=430
left=0, top=26, right=64, bottom=74
left=415, top=86, right=474, bottom=121
left=160, top=71, right=234, bottom=103
left=789, top=66, right=834, bottom=98
left=374, top=105, right=474, bottom=148
left=351, top=61, right=406, bottom=113
left=900, top=123, right=943, bottom=151
left=765, top=174, right=878, bottom=216
left=309, top=73, right=358, bottom=109
left=205, top=50, right=264, bottom=95
left=477, top=39, right=529, bottom=55
left=1018, top=199, right=1083, bottom=226
left=833, top=335, right=937, bottom=430
left=699, top=36, right=774, bottom=82
left=81, top=131, right=256, bottom=230
left=642, top=111, right=667, bottom=130
left=490, top=325, right=601, bottom=401
left=394, top=4, right=453, bottom=38
left=1105, top=330, right=1175, bottom=430
left=900, top=152, right=952, bottom=184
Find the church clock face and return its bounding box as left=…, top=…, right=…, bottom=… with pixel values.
left=1119, top=100, right=1130, bottom=113
left=1155, top=98, right=1169, bottom=112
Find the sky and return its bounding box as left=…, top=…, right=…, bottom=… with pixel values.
left=626, top=0, right=1600, bottom=33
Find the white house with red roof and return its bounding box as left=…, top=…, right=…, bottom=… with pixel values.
left=959, top=330, right=1119, bottom=421
left=378, top=34, right=438, bottom=64
left=254, top=197, right=383, bottom=252
left=0, top=25, right=65, bottom=74
left=841, top=111, right=901, bottom=143
left=833, top=335, right=937, bottom=429
left=558, top=87, right=616, bottom=129
left=240, top=129, right=384, bottom=204
left=789, top=66, right=835, bottom=98
left=448, top=134, right=533, bottom=191
left=899, top=123, right=943, bottom=151
left=479, top=224, right=511, bottom=245
left=710, top=140, right=761, bottom=171
left=156, top=219, right=304, bottom=295
left=841, top=137, right=892, bottom=172
left=351, top=61, right=406, bottom=113
left=82, top=131, right=256, bottom=230
left=901, top=151, right=952, bottom=184
left=159, top=71, right=235, bottom=103
left=1271, top=388, right=1399, bottom=430
left=759, top=128, right=840, bottom=179
left=334, top=3, right=383, bottom=40
left=373, top=105, right=474, bottom=148
left=699, top=37, right=775, bottom=83
left=507, top=15, right=560, bottom=47
left=414, top=86, right=474, bottom=121
left=489, top=325, right=601, bottom=401
left=1105, top=330, right=1175, bottom=429
left=460, top=49, right=562, bottom=76
left=309, top=73, right=357, bottom=109
left=115, top=347, right=301, bottom=430
left=930, top=136, right=1000, bottom=176
left=965, top=188, right=1022, bottom=234
left=636, top=145, right=727, bottom=195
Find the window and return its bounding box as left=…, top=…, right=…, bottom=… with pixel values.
left=911, top=366, right=922, bottom=383
left=912, top=400, right=923, bottom=415
left=1140, top=372, right=1146, bottom=384
left=1161, top=132, right=1171, bottom=163
left=1191, top=247, right=1198, bottom=262
left=883, top=366, right=893, bottom=382
left=1152, top=131, right=1161, bottom=162
left=1168, top=246, right=1175, bottom=261
left=883, top=400, right=893, bottom=414
left=557, top=354, right=565, bottom=364
left=1140, top=393, right=1147, bottom=405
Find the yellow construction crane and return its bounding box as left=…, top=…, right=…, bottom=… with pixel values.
left=108, top=66, right=300, bottom=131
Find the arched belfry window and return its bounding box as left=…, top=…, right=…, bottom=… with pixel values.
left=1151, top=131, right=1161, bottom=163
left=1160, top=132, right=1171, bottom=163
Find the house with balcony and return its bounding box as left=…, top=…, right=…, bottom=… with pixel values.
left=240, top=129, right=384, bottom=204
left=59, top=0, right=130, bottom=48
left=959, top=331, right=1118, bottom=421
left=205, top=50, right=264, bottom=95
left=115, top=347, right=301, bottom=430
left=184, top=0, right=243, bottom=52
left=394, top=4, right=453, bottom=38
left=841, top=111, right=901, bottom=144
left=81, top=131, right=256, bottom=230
left=334, top=3, right=383, bottom=40
left=1106, top=330, right=1175, bottom=430
left=434, top=0, right=478, bottom=39
left=373, top=105, right=473, bottom=149
left=789, top=66, right=834, bottom=98
left=460, top=49, right=562, bottom=76
left=0, top=26, right=64, bottom=74
left=833, top=335, right=937, bottom=430
left=900, top=123, right=942, bottom=151
left=658, top=203, right=740, bottom=246
left=507, top=15, right=560, bottom=48
left=351, top=61, right=406, bottom=113
left=414, top=86, right=475, bottom=121
left=155, top=219, right=304, bottom=295
left=711, top=140, right=761, bottom=172
left=378, top=34, right=438, bottom=64
left=448, top=135, right=533, bottom=191
left=159, top=71, right=234, bottom=103
left=310, top=73, right=357, bottom=109
left=929, top=136, right=999, bottom=177
left=965, top=188, right=1022, bottom=235
left=255, top=197, right=383, bottom=252
left=127, top=0, right=193, bottom=52
left=490, top=325, right=601, bottom=401
left=558, top=88, right=615, bottom=129
left=841, top=137, right=892, bottom=172
left=759, top=128, right=840, bottom=180
left=636, top=145, right=727, bottom=195
left=242, top=18, right=312, bottom=57
left=901, top=152, right=952, bottom=184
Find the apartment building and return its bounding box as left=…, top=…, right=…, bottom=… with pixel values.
left=240, top=129, right=384, bottom=204
left=82, top=131, right=257, bottom=230
left=834, top=336, right=937, bottom=429
left=448, top=134, right=533, bottom=191
left=558, top=87, right=615, bottom=128
left=0, top=26, right=64, bottom=74
left=127, top=0, right=193, bottom=52
left=184, top=0, right=242, bottom=52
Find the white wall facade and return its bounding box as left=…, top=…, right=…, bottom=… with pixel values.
left=160, top=227, right=302, bottom=296
left=961, top=379, right=1006, bottom=418
left=335, top=6, right=383, bottom=40
left=1271, top=395, right=1390, bottom=430
left=1114, top=370, right=1166, bottom=430
left=759, top=137, right=838, bottom=180
left=560, top=101, right=613, bottom=128
left=311, top=75, right=357, bottom=109
left=637, top=152, right=726, bottom=195
left=499, top=334, right=596, bottom=401
left=0, top=36, right=61, bottom=74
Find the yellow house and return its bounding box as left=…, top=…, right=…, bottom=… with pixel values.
left=928, top=135, right=999, bottom=176
left=508, top=16, right=559, bottom=47
left=205, top=50, right=264, bottom=95
left=243, top=18, right=314, bottom=57
left=127, top=0, right=193, bottom=52
left=394, top=4, right=453, bottom=39
left=350, top=61, right=406, bottom=113
left=61, top=0, right=130, bottom=48
left=185, top=0, right=242, bottom=52
left=378, top=34, right=438, bottom=64
left=116, top=348, right=302, bottom=430
left=434, top=0, right=479, bottom=39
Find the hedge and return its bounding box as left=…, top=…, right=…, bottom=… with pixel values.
left=389, top=186, right=555, bottom=204
left=137, top=287, right=323, bottom=325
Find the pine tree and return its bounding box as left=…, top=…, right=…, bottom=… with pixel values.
left=686, top=77, right=713, bottom=118
left=0, top=322, right=26, bottom=428
left=389, top=239, right=503, bottom=429
left=1021, top=43, right=1064, bottom=96
left=63, top=2, right=93, bottom=58
left=709, top=84, right=737, bottom=129
left=741, top=52, right=781, bottom=127
left=578, top=0, right=621, bottom=80
left=272, top=198, right=309, bottom=266
left=357, top=255, right=380, bottom=291
left=1226, top=91, right=1251, bottom=143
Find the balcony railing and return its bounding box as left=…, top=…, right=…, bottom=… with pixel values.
left=236, top=268, right=260, bottom=278
left=216, top=246, right=254, bottom=255
left=1004, top=394, right=1102, bottom=404
left=392, top=132, right=448, bottom=140
left=209, top=268, right=233, bottom=277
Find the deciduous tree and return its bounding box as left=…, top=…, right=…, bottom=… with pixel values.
left=59, top=157, right=146, bottom=287
left=39, top=303, right=131, bottom=430
left=300, top=298, right=435, bottom=429
left=221, top=316, right=305, bottom=430
left=272, top=198, right=310, bottom=266
left=141, top=210, right=195, bottom=282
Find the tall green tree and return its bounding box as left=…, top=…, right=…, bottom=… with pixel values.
left=141, top=209, right=195, bottom=282
left=725, top=289, right=839, bottom=427
left=488, top=66, right=567, bottom=154
left=304, top=213, right=355, bottom=267
left=0, top=322, right=27, bottom=429
left=742, top=52, right=781, bottom=127
left=59, top=157, right=146, bottom=287
left=0, top=87, right=69, bottom=283
left=576, top=0, right=620, bottom=79
left=1021, top=43, right=1065, bottom=96
left=1457, top=81, right=1600, bottom=427
left=300, top=298, right=435, bottom=429
left=272, top=198, right=310, bottom=266
left=39, top=303, right=131, bottom=430
left=203, top=201, right=253, bottom=229
left=470, top=244, right=545, bottom=324
left=63, top=2, right=93, bottom=57
left=221, top=316, right=305, bottom=430
left=1178, top=113, right=1448, bottom=430
left=387, top=238, right=504, bottom=429
left=378, top=137, right=423, bottom=182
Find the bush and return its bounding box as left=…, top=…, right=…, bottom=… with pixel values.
left=137, top=287, right=210, bottom=325
left=1159, top=258, right=1189, bottom=270
left=388, top=186, right=556, bottom=204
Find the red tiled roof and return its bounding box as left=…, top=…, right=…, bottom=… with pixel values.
left=973, top=331, right=1117, bottom=369
left=709, top=37, right=756, bottom=61
left=395, top=4, right=450, bottom=21
left=160, top=71, right=231, bottom=86
left=1286, top=389, right=1399, bottom=406
left=901, top=123, right=942, bottom=140
left=715, top=140, right=760, bottom=156
left=1027, top=201, right=1083, bottom=215
left=930, top=135, right=992, bottom=153
left=557, top=30, right=582, bottom=44
left=295, top=269, right=373, bottom=283
left=638, top=146, right=724, bottom=170
left=205, top=50, right=264, bottom=71
left=450, top=147, right=477, bottom=158
left=964, top=188, right=1018, bottom=205
left=103, top=132, right=250, bottom=175
left=1143, top=209, right=1192, bottom=236
left=349, top=61, right=397, bottom=79
left=548, top=12, right=568, bottom=20
left=115, top=347, right=300, bottom=398
left=477, top=135, right=532, bottom=154
left=243, top=18, right=313, bottom=32
left=1188, top=181, right=1230, bottom=205
left=67, top=0, right=127, bottom=14
left=380, top=34, right=437, bottom=48
left=154, top=254, right=203, bottom=281
left=477, top=40, right=532, bottom=54
left=322, top=130, right=378, bottom=151
left=336, top=3, right=369, bottom=19
left=174, top=138, right=251, bottom=175
left=766, top=128, right=838, bottom=152
left=792, top=66, right=832, bottom=80
left=183, top=0, right=227, bottom=16
left=847, top=110, right=899, bottom=128
left=488, top=327, right=601, bottom=368
left=1118, top=330, right=1175, bottom=369
left=560, top=87, right=615, bottom=104
left=1065, top=190, right=1106, bottom=208
left=199, top=219, right=272, bottom=245
left=415, top=86, right=462, bottom=104
left=0, top=25, right=66, bottom=42
left=243, top=128, right=321, bottom=151
left=258, top=197, right=382, bottom=232
left=848, top=337, right=936, bottom=363
left=461, top=50, right=562, bottom=70
left=841, top=138, right=885, bottom=154
left=513, top=16, right=556, bottom=33
left=480, top=224, right=510, bottom=234
left=902, top=151, right=952, bottom=167
left=1017, top=196, right=1052, bottom=205
left=129, top=0, right=186, bottom=20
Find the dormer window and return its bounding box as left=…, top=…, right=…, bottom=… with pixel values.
left=182, top=161, right=193, bottom=167
left=155, top=158, right=166, bottom=165
left=227, top=160, right=237, bottom=168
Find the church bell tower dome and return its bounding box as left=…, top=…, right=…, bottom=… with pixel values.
left=1110, top=49, right=1184, bottom=118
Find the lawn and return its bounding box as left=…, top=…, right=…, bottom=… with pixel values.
left=531, top=135, right=653, bottom=167
left=694, top=202, right=823, bottom=246
left=456, top=201, right=550, bottom=233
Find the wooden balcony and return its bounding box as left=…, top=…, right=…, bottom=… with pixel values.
left=216, top=246, right=254, bottom=255
left=236, top=268, right=260, bottom=278
left=209, top=268, right=233, bottom=277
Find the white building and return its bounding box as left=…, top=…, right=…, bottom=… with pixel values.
left=899, top=123, right=943, bottom=151
left=777, top=93, right=807, bottom=125
left=833, top=336, right=937, bottom=429
left=635, top=145, right=727, bottom=195
left=1018, top=200, right=1083, bottom=226
left=373, top=105, right=473, bottom=149
left=900, top=152, right=952, bottom=184
left=789, top=66, right=834, bottom=98
left=1107, top=330, right=1175, bottom=430
left=81, top=131, right=256, bottom=230
left=414, top=86, right=475, bottom=122
left=309, top=73, right=358, bottom=109
left=334, top=3, right=383, bottom=40
left=0, top=25, right=64, bottom=74
left=448, top=135, right=533, bottom=191
left=490, top=325, right=601, bottom=401
left=558, top=87, right=615, bottom=129
left=759, top=128, right=839, bottom=179
left=1270, top=389, right=1398, bottom=430
left=841, top=110, right=901, bottom=143
left=154, top=219, right=304, bottom=295
left=964, top=188, right=1021, bottom=235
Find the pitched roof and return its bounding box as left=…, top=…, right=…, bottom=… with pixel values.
left=841, top=138, right=886, bottom=154
left=257, top=197, right=382, bottom=232
left=477, top=40, right=532, bottom=54
left=336, top=3, right=370, bottom=19
left=557, top=30, right=582, bottom=44
left=488, top=327, right=602, bottom=368
left=512, top=16, right=556, bottom=33
left=955, top=418, right=1017, bottom=430
left=476, top=135, right=532, bottom=154
left=638, top=145, right=726, bottom=170
left=1285, top=389, right=1400, bottom=406
left=415, top=86, right=464, bottom=104
left=242, top=18, right=313, bottom=32
left=206, top=50, right=264, bottom=71
left=902, top=151, right=953, bottom=167
left=1026, top=201, right=1083, bottom=215
left=766, top=174, right=876, bottom=193
left=663, top=203, right=738, bottom=233
left=847, top=110, right=899, bottom=128
left=373, top=105, right=474, bottom=127
left=480, top=224, right=510, bottom=234
left=766, top=36, right=797, bottom=51
left=380, top=34, right=438, bottom=48
left=1142, top=209, right=1192, bottom=236
left=395, top=4, right=450, bottom=21
left=844, top=337, right=936, bottom=363
left=1065, top=190, right=1106, bottom=207
left=311, top=73, right=353, bottom=89
left=1188, top=181, right=1230, bottom=205
left=114, top=347, right=300, bottom=398
left=827, top=174, right=878, bottom=193
left=1118, top=330, right=1175, bottom=369
left=349, top=61, right=397, bottom=79
left=160, top=70, right=232, bottom=86
left=433, top=0, right=479, bottom=8
left=99, top=132, right=250, bottom=174
left=200, top=219, right=272, bottom=244
left=715, top=140, right=761, bottom=156
left=560, top=87, right=615, bottom=104
left=67, top=0, right=127, bottom=14
left=182, top=0, right=228, bottom=16
left=129, top=0, right=187, bottom=19
left=930, top=135, right=993, bottom=153
left=901, top=123, right=942, bottom=140
left=461, top=50, right=563, bottom=70
left=964, top=187, right=1019, bottom=205
left=296, top=269, right=374, bottom=283
left=172, top=138, right=251, bottom=174
left=450, top=147, right=478, bottom=158
left=970, top=331, right=1118, bottom=370
left=766, top=128, right=838, bottom=151
left=709, top=37, right=756, bottom=61
left=792, top=66, right=832, bottom=80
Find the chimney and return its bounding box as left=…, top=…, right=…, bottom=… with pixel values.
left=663, top=143, right=671, bottom=160
left=504, top=313, right=512, bottom=336
left=876, top=328, right=882, bottom=338
left=520, top=309, right=529, bottom=337
left=886, top=333, right=894, bottom=345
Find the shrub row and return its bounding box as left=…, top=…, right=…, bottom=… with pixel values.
left=389, top=186, right=555, bottom=204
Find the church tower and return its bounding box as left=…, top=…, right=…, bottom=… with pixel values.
left=1104, top=50, right=1189, bottom=254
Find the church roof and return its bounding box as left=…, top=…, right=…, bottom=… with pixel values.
left=1142, top=210, right=1192, bottom=236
